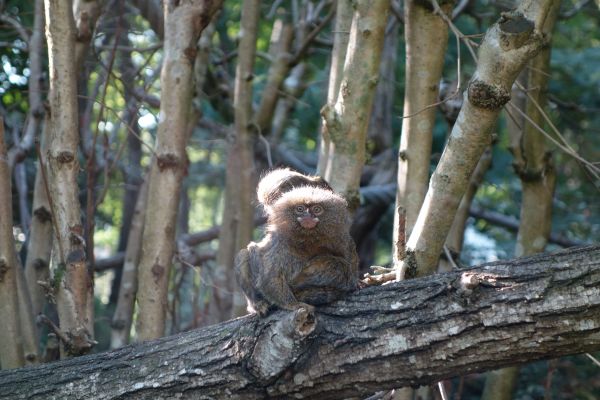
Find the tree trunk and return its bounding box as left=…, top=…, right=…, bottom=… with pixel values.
left=1, top=246, right=599, bottom=397
left=394, top=0, right=453, bottom=240
left=210, top=0, right=260, bottom=324
left=399, top=0, right=558, bottom=279
left=0, top=119, right=24, bottom=369
left=317, top=0, right=353, bottom=177
left=43, top=0, right=94, bottom=356
left=481, top=3, right=560, bottom=399
left=137, top=0, right=222, bottom=340
left=24, top=123, right=53, bottom=318
left=320, top=0, right=390, bottom=208
left=110, top=181, right=148, bottom=349
left=72, top=0, right=102, bottom=72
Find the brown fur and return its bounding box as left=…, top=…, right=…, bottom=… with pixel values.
left=256, top=168, right=332, bottom=212
left=235, top=185, right=358, bottom=316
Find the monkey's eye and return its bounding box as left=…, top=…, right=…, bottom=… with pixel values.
left=311, top=205, right=323, bottom=215
left=295, top=205, right=306, bottom=213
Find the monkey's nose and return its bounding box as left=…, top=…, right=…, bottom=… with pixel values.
left=297, top=216, right=319, bottom=229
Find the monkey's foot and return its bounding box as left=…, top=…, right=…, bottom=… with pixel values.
left=361, top=266, right=396, bottom=286
left=251, top=300, right=271, bottom=317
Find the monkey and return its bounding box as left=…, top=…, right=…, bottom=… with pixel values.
left=235, top=183, right=359, bottom=316
left=256, top=168, right=333, bottom=213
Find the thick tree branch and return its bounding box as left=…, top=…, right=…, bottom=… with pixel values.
left=1, top=245, right=599, bottom=399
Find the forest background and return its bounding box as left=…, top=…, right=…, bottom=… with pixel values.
left=0, top=0, right=599, bottom=399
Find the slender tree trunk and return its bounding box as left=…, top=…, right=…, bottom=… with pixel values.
left=110, top=181, right=147, bottom=349
left=394, top=0, right=453, bottom=243
left=20, top=0, right=49, bottom=319
left=72, top=0, right=102, bottom=72
left=1, top=245, right=599, bottom=398
left=137, top=0, right=221, bottom=340
left=0, top=119, right=25, bottom=369
left=481, top=3, right=560, bottom=399
left=399, top=0, right=558, bottom=279
left=255, top=19, right=294, bottom=133
left=24, top=121, right=53, bottom=318
left=44, top=0, right=94, bottom=356
left=320, top=0, right=391, bottom=208
left=210, top=0, right=260, bottom=323
left=317, top=0, right=352, bottom=176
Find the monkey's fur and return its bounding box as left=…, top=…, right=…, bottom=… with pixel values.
left=236, top=172, right=358, bottom=316
left=256, top=168, right=333, bottom=212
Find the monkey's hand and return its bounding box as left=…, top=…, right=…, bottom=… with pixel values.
left=256, top=267, right=315, bottom=315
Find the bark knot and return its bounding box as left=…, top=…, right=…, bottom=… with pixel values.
left=56, top=151, right=75, bottom=164
left=498, top=12, right=534, bottom=50
left=184, top=46, right=197, bottom=63
left=468, top=79, right=510, bottom=110
left=157, top=153, right=181, bottom=171
left=33, top=258, right=49, bottom=271
left=0, top=258, right=8, bottom=282
left=152, top=263, right=166, bottom=283
left=33, top=206, right=52, bottom=223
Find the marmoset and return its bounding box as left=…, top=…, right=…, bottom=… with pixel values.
left=236, top=170, right=358, bottom=316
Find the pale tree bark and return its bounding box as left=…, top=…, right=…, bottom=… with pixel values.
left=399, top=0, right=558, bottom=279
left=15, top=265, right=39, bottom=366
left=0, top=119, right=25, bottom=369
left=24, top=121, right=53, bottom=315
left=23, top=2, right=51, bottom=319
left=209, top=0, right=260, bottom=324
left=110, top=181, right=148, bottom=349
left=255, top=19, right=294, bottom=133
left=317, top=0, right=352, bottom=176
left=481, top=3, right=560, bottom=399
left=137, top=0, right=222, bottom=340
left=1, top=245, right=599, bottom=398
left=72, top=0, right=102, bottom=71
left=320, top=0, right=391, bottom=208
left=44, top=0, right=94, bottom=356
left=394, top=0, right=453, bottom=244
left=392, top=6, right=452, bottom=396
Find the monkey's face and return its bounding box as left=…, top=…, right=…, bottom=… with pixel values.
left=293, top=204, right=323, bottom=230
left=268, top=187, right=350, bottom=238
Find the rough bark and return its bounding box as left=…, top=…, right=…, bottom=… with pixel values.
left=320, top=0, right=391, bottom=208
left=24, top=120, right=53, bottom=318
left=482, top=3, right=560, bottom=398
left=110, top=181, right=148, bottom=349
left=44, top=0, right=94, bottom=356
left=0, top=119, right=25, bottom=369
left=137, top=0, right=222, bottom=340
left=211, top=0, right=259, bottom=323
left=1, top=245, right=599, bottom=397
left=400, top=0, right=557, bottom=279
left=317, top=0, right=352, bottom=176
left=394, top=0, right=453, bottom=240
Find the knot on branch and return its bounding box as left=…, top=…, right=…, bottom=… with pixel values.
left=33, top=206, right=52, bottom=223
left=55, top=151, right=75, bottom=164
left=0, top=257, right=8, bottom=282
left=248, top=307, right=316, bottom=382
left=468, top=79, right=510, bottom=110
left=157, top=153, right=182, bottom=171
left=498, top=12, right=534, bottom=50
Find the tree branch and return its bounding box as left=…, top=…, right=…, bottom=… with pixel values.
left=1, top=245, right=599, bottom=399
